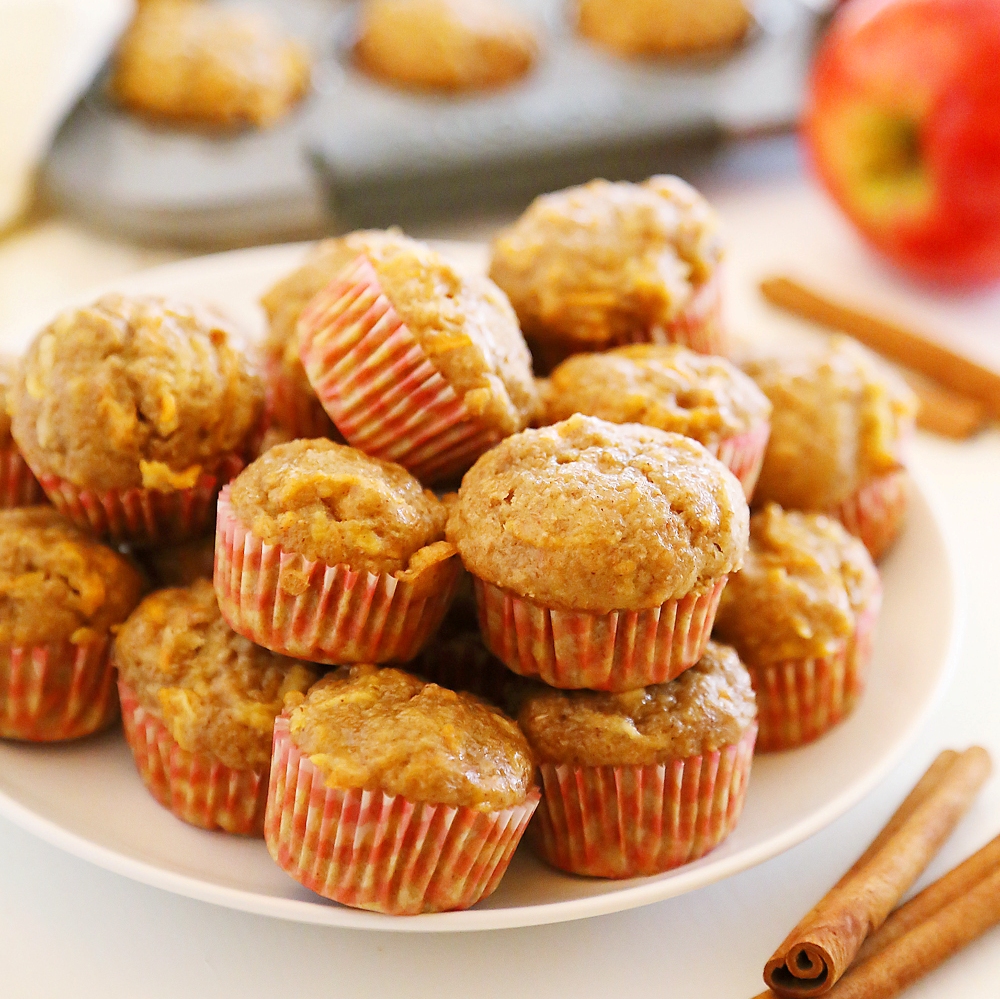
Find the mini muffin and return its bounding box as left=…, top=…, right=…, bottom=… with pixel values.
left=489, top=176, right=725, bottom=371
left=577, top=0, right=751, bottom=58
left=110, top=0, right=311, bottom=130
left=11, top=295, right=264, bottom=545
left=215, top=438, right=460, bottom=664
left=114, top=579, right=319, bottom=834
left=744, top=337, right=918, bottom=560
left=0, top=357, right=44, bottom=507
left=297, top=230, right=539, bottom=482
left=139, top=533, right=216, bottom=588
left=519, top=641, right=757, bottom=877
left=266, top=664, right=539, bottom=914
left=355, top=0, right=539, bottom=91
left=713, top=504, right=881, bottom=751
left=0, top=507, right=144, bottom=741
left=541, top=344, right=771, bottom=498
left=448, top=414, right=749, bottom=690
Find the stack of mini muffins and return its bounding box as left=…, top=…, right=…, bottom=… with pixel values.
left=0, top=173, right=913, bottom=916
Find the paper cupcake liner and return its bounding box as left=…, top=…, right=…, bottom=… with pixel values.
left=531, top=724, right=757, bottom=878
left=830, top=469, right=909, bottom=561
left=0, top=446, right=45, bottom=508
left=474, top=576, right=727, bottom=691
left=707, top=421, right=770, bottom=501
left=37, top=453, right=246, bottom=547
left=262, top=351, right=337, bottom=441
left=297, top=256, right=504, bottom=483
left=214, top=487, right=461, bottom=664
left=118, top=680, right=267, bottom=835
left=265, top=715, right=540, bottom=914
left=0, top=637, right=116, bottom=742
left=747, top=585, right=882, bottom=752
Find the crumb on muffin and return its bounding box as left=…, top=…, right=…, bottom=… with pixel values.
left=286, top=664, right=534, bottom=810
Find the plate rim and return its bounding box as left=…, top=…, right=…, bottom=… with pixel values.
left=0, top=243, right=961, bottom=932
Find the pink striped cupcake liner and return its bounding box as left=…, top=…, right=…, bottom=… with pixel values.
left=214, top=487, right=461, bottom=665
left=37, top=453, right=246, bottom=547
left=0, top=446, right=44, bottom=508
left=531, top=724, right=757, bottom=878
left=265, top=715, right=540, bottom=914
left=829, top=469, right=908, bottom=561
left=297, top=256, right=504, bottom=484
left=474, top=576, right=727, bottom=692
left=0, top=637, right=116, bottom=742
left=262, top=350, right=337, bottom=441
left=118, top=680, right=267, bottom=835
left=707, top=421, right=770, bottom=501
left=746, top=584, right=882, bottom=753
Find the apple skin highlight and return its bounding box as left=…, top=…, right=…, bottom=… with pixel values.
left=803, top=0, right=1000, bottom=288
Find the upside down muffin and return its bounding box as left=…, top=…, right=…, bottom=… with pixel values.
left=489, top=176, right=726, bottom=370
left=215, top=438, right=460, bottom=663
left=744, top=336, right=918, bottom=559
left=0, top=507, right=144, bottom=741
left=518, top=641, right=757, bottom=877
left=447, top=414, right=749, bottom=690
left=712, top=503, right=881, bottom=751
left=114, top=578, right=319, bottom=834
left=540, top=344, right=771, bottom=497
left=266, top=664, right=539, bottom=913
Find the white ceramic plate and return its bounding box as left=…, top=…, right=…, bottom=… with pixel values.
left=0, top=244, right=958, bottom=932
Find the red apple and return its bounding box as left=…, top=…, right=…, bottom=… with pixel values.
left=803, top=0, right=1000, bottom=287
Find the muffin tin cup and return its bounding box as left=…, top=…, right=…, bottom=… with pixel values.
left=474, top=576, right=727, bottom=692
left=746, top=584, right=882, bottom=753
left=36, top=453, right=247, bottom=547
left=530, top=724, right=757, bottom=878
left=297, top=255, right=504, bottom=484
left=830, top=469, right=909, bottom=562
left=117, top=680, right=268, bottom=835
left=262, top=351, right=337, bottom=442
left=709, top=421, right=770, bottom=501
left=0, top=446, right=45, bottom=508
left=0, top=637, right=117, bottom=742
left=264, top=715, right=540, bottom=914
left=214, top=487, right=461, bottom=665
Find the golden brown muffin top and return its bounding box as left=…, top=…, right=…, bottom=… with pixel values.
left=448, top=414, right=748, bottom=612
left=286, top=665, right=535, bottom=811
left=744, top=337, right=918, bottom=511
left=139, top=533, right=216, bottom=589
left=114, top=580, right=318, bottom=771
left=541, top=344, right=771, bottom=447
left=11, top=295, right=264, bottom=493
left=109, top=0, right=311, bottom=130
left=0, top=507, right=145, bottom=646
left=229, top=438, right=452, bottom=575
left=518, top=641, right=756, bottom=764
left=489, top=176, right=723, bottom=348
left=355, top=0, right=539, bottom=91
left=713, top=504, right=880, bottom=666
left=0, top=355, right=16, bottom=446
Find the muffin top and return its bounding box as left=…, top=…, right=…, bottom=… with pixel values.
left=110, top=0, right=311, bottom=129
left=744, top=337, right=918, bottom=511
left=295, top=230, right=538, bottom=437
left=713, top=504, right=881, bottom=666
left=286, top=665, right=535, bottom=811
left=11, top=295, right=264, bottom=492
left=228, top=438, right=453, bottom=576
left=542, top=344, right=771, bottom=447
left=0, top=355, right=17, bottom=447
left=114, top=580, right=319, bottom=771
left=448, top=414, right=748, bottom=612
left=489, top=176, right=723, bottom=348
left=0, top=507, right=145, bottom=646
left=518, top=641, right=756, bottom=764
left=355, top=0, right=539, bottom=91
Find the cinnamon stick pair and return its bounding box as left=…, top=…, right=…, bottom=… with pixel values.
left=759, top=277, right=994, bottom=440
left=758, top=747, right=993, bottom=999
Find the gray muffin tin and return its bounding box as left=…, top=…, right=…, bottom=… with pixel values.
left=40, top=0, right=820, bottom=247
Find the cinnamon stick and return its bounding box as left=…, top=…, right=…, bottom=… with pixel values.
left=763, top=747, right=992, bottom=997
left=902, top=372, right=989, bottom=440
left=759, top=276, right=1000, bottom=420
